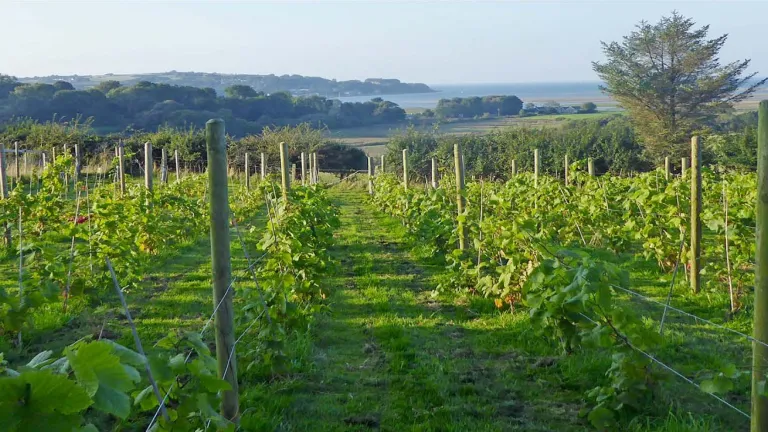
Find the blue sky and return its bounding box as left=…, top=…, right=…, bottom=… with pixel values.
left=2, top=1, right=766, bottom=84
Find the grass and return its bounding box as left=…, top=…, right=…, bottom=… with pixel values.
left=330, top=113, right=622, bottom=157
left=1, top=182, right=754, bottom=431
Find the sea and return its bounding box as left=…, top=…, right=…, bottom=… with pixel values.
left=337, top=82, right=613, bottom=109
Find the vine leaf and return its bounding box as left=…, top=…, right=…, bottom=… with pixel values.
left=66, top=341, right=138, bottom=419
left=0, top=369, right=91, bottom=432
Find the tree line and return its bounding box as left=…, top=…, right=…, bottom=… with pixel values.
left=0, top=76, right=406, bottom=137
left=383, top=113, right=759, bottom=181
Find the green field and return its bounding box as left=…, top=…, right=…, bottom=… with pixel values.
left=328, top=112, right=621, bottom=157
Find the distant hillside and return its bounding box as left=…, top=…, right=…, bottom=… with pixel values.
left=17, top=71, right=435, bottom=98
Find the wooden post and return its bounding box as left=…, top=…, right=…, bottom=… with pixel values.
left=454, top=143, right=466, bottom=250
left=588, top=158, right=595, bottom=177
left=74, top=143, right=81, bottom=183
left=754, top=100, right=768, bottom=432
left=205, top=119, right=239, bottom=423
left=690, top=136, right=702, bottom=294
left=314, top=152, right=319, bottom=184
left=118, top=141, right=126, bottom=197
left=14, top=142, right=20, bottom=183
left=368, top=156, right=374, bottom=195
left=681, top=157, right=689, bottom=176
left=534, top=148, right=540, bottom=188
left=291, top=163, right=297, bottom=184
left=144, top=142, right=153, bottom=192
left=431, top=157, right=437, bottom=188
left=402, top=149, right=408, bottom=190
left=301, top=152, right=306, bottom=186
left=23, top=152, right=27, bottom=178
left=564, top=154, right=569, bottom=187
left=511, top=159, right=516, bottom=176
left=175, top=150, right=181, bottom=182
left=308, top=152, right=314, bottom=184
left=0, top=144, right=9, bottom=246
left=665, top=156, right=671, bottom=180
left=279, top=142, right=290, bottom=200
left=160, top=148, right=168, bottom=184
left=63, top=145, right=69, bottom=194
left=260, top=152, right=266, bottom=180
left=380, top=154, right=385, bottom=174
left=244, top=153, right=250, bottom=190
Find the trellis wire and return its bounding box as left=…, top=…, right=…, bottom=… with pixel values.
left=579, top=312, right=750, bottom=420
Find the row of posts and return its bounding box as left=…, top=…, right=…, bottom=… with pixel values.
left=371, top=140, right=704, bottom=295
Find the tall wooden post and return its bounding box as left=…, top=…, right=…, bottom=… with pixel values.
left=402, top=149, right=408, bottom=190
left=588, top=158, right=595, bottom=176
left=665, top=156, right=671, bottom=180
left=0, top=144, right=9, bottom=246
left=14, top=142, right=20, bottom=183
left=63, top=145, right=69, bottom=193
left=205, top=119, right=239, bottom=423
left=260, top=152, right=266, bottom=180
left=534, top=148, right=540, bottom=188
left=564, top=154, right=570, bottom=187
left=244, top=153, right=250, bottom=190
left=511, top=159, right=517, bottom=176
left=368, top=156, right=374, bottom=195
left=431, top=157, right=437, bottom=188
left=279, top=142, right=290, bottom=200
left=690, top=136, right=702, bottom=294
left=301, top=152, right=306, bottom=186
left=308, top=152, right=314, bottom=185
left=314, top=152, right=319, bottom=184
left=380, top=154, right=385, bottom=175
left=118, top=141, right=126, bottom=197
left=74, top=143, right=81, bottom=183
left=291, top=164, right=297, bottom=184
left=754, top=100, right=768, bottom=432
left=454, top=143, right=466, bottom=250
left=175, top=150, right=181, bottom=182
left=144, top=142, right=153, bottom=192
left=681, top=157, right=689, bottom=176
left=160, top=148, right=168, bottom=184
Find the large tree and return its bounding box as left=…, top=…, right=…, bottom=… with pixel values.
left=593, top=11, right=766, bottom=161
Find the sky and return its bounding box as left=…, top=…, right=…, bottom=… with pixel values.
left=2, top=0, right=767, bottom=84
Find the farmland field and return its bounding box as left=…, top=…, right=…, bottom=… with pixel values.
left=0, top=145, right=760, bottom=431
left=329, top=112, right=620, bottom=157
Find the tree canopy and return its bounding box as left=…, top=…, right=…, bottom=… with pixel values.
left=0, top=78, right=407, bottom=136
left=435, top=95, right=523, bottom=118
left=593, top=11, right=766, bottom=161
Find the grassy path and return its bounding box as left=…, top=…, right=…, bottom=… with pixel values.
left=245, top=189, right=588, bottom=431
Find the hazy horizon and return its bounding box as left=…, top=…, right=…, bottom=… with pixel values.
left=4, top=1, right=768, bottom=84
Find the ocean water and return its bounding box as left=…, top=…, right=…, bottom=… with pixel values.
left=338, top=82, right=610, bottom=109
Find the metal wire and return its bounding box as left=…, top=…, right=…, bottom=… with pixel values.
left=578, top=313, right=750, bottom=420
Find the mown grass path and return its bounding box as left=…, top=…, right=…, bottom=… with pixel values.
left=244, top=189, right=589, bottom=432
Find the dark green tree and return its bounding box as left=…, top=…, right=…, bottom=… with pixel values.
left=580, top=102, right=598, bottom=113
left=593, top=11, right=767, bottom=161
left=224, top=85, right=259, bottom=99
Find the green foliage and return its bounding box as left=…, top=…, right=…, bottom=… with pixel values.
left=593, top=11, right=767, bottom=161
left=435, top=95, right=523, bottom=118
left=0, top=77, right=407, bottom=135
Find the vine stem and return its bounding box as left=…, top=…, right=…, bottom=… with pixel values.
left=723, top=179, right=736, bottom=313
left=63, top=188, right=82, bottom=313
left=17, top=206, right=22, bottom=348
left=106, top=257, right=170, bottom=422
left=659, top=232, right=686, bottom=336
